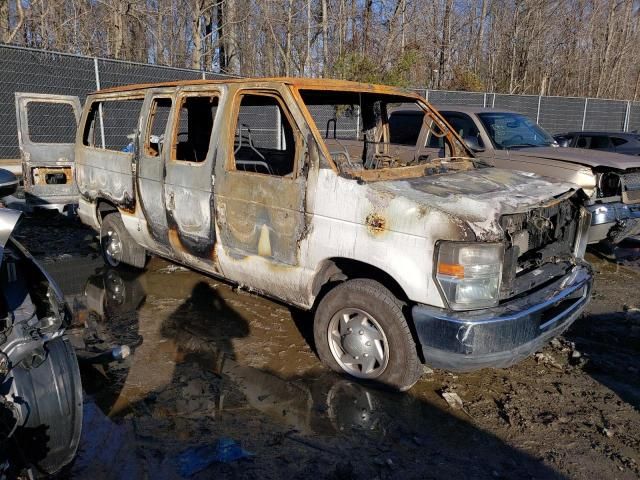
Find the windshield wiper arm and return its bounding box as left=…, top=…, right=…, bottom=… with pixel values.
left=506, top=143, right=545, bottom=148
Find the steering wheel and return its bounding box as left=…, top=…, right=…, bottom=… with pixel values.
left=504, top=134, right=524, bottom=146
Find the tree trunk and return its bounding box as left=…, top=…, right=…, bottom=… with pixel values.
left=284, top=0, right=293, bottom=76
left=191, top=0, right=204, bottom=69
left=4, top=0, right=25, bottom=44
left=475, top=0, right=488, bottom=72
left=322, top=0, right=329, bottom=75
left=438, top=0, right=453, bottom=89
left=0, top=0, right=8, bottom=41
left=362, top=0, right=373, bottom=55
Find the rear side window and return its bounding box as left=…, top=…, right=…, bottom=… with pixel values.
left=83, top=98, right=144, bottom=151
left=611, top=137, right=628, bottom=147
left=171, top=95, right=218, bottom=163
left=145, top=98, right=172, bottom=157
left=388, top=112, right=424, bottom=146
left=588, top=135, right=611, bottom=149
left=27, top=102, right=77, bottom=144
left=439, top=112, right=483, bottom=147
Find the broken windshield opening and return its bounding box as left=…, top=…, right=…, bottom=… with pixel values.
left=299, top=90, right=475, bottom=178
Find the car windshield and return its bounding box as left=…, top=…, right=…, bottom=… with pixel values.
left=299, top=89, right=475, bottom=179
left=477, top=112, right=555, bottom=149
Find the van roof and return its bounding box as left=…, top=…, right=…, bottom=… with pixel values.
left=93, top=77, right=421, bottom=98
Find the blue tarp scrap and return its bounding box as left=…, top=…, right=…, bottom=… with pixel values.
left=177, top=438, right=254, bottom=478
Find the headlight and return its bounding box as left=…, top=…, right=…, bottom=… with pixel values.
left=435, top=242, right=504, bottom=310
left=597, top=172, right=621, bottom=198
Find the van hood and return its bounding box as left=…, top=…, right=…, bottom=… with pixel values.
left=370, top=167, right=576, bottom=241
left=514, top=146, right=640, bottom=170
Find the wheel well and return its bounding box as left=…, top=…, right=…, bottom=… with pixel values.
left=312, top=258, right=409, bottom=307
left=96, top=199, right=118, bottom=224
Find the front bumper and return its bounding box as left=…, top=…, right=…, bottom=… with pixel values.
left=412, top=264, right=592, bottom=372
left=587, top=201, right=640, bottom=243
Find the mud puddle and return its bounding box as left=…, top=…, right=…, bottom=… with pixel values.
left=11, top=213, right=640, bottom=479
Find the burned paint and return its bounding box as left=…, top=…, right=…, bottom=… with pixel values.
left=31, top=166, right=74, bottom=185
left=366, top=213, right=387, bottom=235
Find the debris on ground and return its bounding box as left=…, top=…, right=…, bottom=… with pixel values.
left=440, top=389, right=464, bottom=410
left=176, top=438, right=253, bottom=477
left=534, top=352, right=564, bottom=370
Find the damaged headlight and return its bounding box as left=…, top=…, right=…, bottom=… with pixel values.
left=435, top=242, right=504, bottom=310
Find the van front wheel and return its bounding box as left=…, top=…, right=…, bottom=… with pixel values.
left=313, top=279, right=422, bottom=391
left=100, top=213, right=146, bottom=269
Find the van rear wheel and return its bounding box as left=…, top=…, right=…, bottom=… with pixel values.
left=313, top=279, right=422, bottom=391
left=100, top=213, right=146, bottom=269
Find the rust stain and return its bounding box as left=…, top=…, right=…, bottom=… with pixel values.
left=92, top=77, right=421, bottom=98
left=31, top=166, right=73, bottom=185
left=366, top=212, right=387, bottom=235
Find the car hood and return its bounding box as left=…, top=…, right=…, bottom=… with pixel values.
left=371, top=167, right=576, bottom=241
left=514, top=146, right=640, bottom=170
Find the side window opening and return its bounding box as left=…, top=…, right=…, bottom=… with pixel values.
left=611, top=137, right=628, bottom=147
left=388, top=110, right=424, bottom=146
left=233, top=94, right=297, bottom=177
left=576, top=136, right=589, bottom=148
left=590, top=136, right=610, bottom=149
left=439, top=113, right=484, bottom=148
left=145, top=98, right=172, bottom=157
left=26, top=102, right=77, bottom=144
left=171, top=95, right=218, bottom=163
left=83, top=98, right=144, bottom=152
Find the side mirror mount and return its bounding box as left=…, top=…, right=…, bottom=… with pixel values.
left=463, top=136, right=485, bottom=153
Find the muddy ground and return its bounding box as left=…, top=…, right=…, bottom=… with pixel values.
left=12, top=212, right=640, bottom=480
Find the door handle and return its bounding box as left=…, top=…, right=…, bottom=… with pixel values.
left=168, top=191, right=175, bottom=210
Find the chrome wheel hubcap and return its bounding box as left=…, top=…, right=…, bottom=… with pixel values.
left=328, top=308, right=389, bottom=379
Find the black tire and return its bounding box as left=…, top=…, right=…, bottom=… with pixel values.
left=313, top=279, right=422, bottom=391
left=100, top=213, right=146, bottom=269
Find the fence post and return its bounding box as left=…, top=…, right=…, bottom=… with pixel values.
left=581, top=98, right=588, bottom=131
left=536, top=95, right=542, bottom=124
left=491, top=93, right=495, bottom=108
left=425, top=88, right=429, bottom=102
left=93, top=57, right=106, bottom=149
left=275, top=105, right=282, bottom=150
left=202, top=70, right=206, bottom=80
left=624, top=101, right=631, bottom=132
left=483, top=93, right=487, bottom=108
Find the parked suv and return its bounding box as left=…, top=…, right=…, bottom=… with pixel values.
left=27, top=79, right=592, bottom=390
left=554, top=131, right=640, bottom=156
left=389, top=106, right=640, bottom=244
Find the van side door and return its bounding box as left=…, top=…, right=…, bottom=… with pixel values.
left=215, top=87, right=308, bottom=288
left=137, top=89, right=174, bottom=251
left=15, top=93, right=81, bottom=209
left=163, top=87, right=221, bottom=269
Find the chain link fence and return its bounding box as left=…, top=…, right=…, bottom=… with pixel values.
left=418, top=89, right=638, bottom=135
left=0, top=43, right=229, bottom=159
left=1, top=42, right=638, bottom=161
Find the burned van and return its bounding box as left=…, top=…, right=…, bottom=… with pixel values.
left=64, top=78, right=591, bottom=390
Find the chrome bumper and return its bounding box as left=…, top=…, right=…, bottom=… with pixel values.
left=412, top=264, right=592, bottom=371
